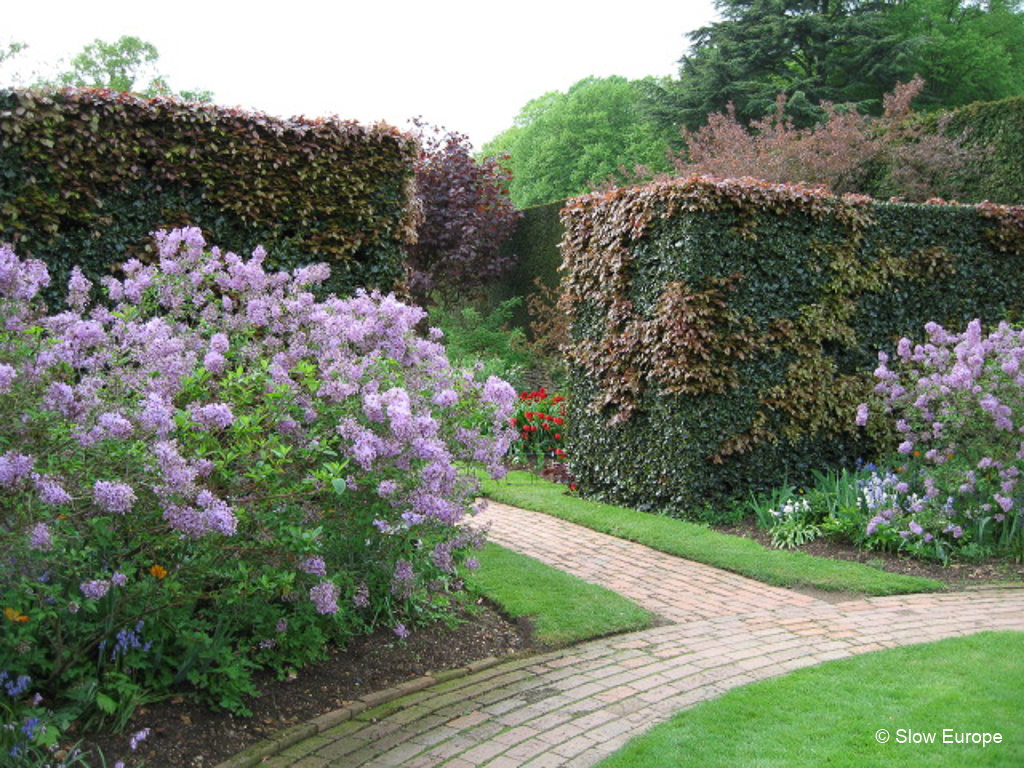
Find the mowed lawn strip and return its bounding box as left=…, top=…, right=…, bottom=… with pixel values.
left=479, top=471, right=944, bottom=596
left=467, top=542, right=655, bottom=647
left=597, top=631, right=1024, bottom=768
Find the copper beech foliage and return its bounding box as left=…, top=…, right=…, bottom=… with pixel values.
left=559, top=174, right=1024, bottom=510
left=673, top=78, right=984, bottom=203
left=0, top=88, right=419, bottom=304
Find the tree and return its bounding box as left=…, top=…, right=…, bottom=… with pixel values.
left=652, top=0, right=1024, bottom=133
left=881, top=0, right=1024, bottom=108
left=405, top=120, right=521, bottom=305
left=481, top=76, right=676, bottom=207
left=671, top=77, right=984, bottom=201
left=45, top=35, right=212, bottom=101
left=0, top=39, right=28, bottom=85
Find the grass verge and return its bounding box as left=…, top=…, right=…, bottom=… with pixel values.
left=597, top=631, right=1024, bottom=767
left=479, top=470, right=944, bottom=596
left=467, top=542, right=655, bottom=646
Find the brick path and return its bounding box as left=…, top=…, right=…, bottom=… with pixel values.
left=219, top=501, right=1024, bottom=768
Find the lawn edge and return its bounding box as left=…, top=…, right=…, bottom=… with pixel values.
left=479, top=470, right=947, bottom=596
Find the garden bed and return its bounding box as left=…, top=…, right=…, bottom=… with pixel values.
left=79, top=601, right=535, bottom=768
left=715, top=518, right=1024, bottom=589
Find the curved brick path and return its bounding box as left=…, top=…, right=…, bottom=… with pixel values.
left=221, top=501, right=1024, bottom=768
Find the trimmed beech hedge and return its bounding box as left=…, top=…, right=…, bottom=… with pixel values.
left=943, top=96, right=1024, bottom=205
left=560, top=175, right=1024, bottom=514
left=0, top=88, right=419, bottom=305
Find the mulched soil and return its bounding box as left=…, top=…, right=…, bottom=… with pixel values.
left=68, top=508, right=1023, bottom=768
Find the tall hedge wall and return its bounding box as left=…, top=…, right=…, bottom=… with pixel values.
left=944, top=96, right=1024, bottom=205
left=561, top=175, right=1024, bottom=514
left=0, top=88, right=419, bottom=305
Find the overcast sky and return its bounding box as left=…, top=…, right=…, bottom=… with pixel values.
left=3, top=0, right=718, bottom=149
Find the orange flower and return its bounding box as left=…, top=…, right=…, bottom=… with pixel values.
left=150, top=565, right=168, bottom=579
left=5, top=607, right=28, bottom=623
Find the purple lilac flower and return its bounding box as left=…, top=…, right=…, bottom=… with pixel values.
left=353, top=583, right=370, bottom=608
left=432, top=542, right=455, bottom=573
left=33, top=474, right=71, bottom=505
left=300, top=556, right=327, bottom=577
left=28, top=522, right=52, bottom=551
left=465, top=557, right=479, bottom=570
left=994, top=494, right=1014, bottom=513
left=209, top=332, right=230, bottom=354
left=0, top=450, right=34, bottom=487
left=0, top=362, right=15, bottom=394
left=377, top=479, right=398, bottom=498
left=310, top=581, right=339, bottom=615
left=433, top=388, right=459, bottom=408
left=394, top=560, right=415, bottom=581
left=195, top=491, right=238, bottom=536
left=138, top=392, right=175, bottom=435
left=93, top=480, right=137, bottom=514
left=97, top=412, right=133, bottom=439
left=80, top=580, right=110, bottom=600
left=276, top=619, right=288, bottom=633
left=203, top=351, right=226, bottom=374
left=112, top=571, right=128, bottom=588
left=897, top=440, right=913, bottom=455
left=855, top=403, right=868, bottom=426
left=480, top=376, right=516, bottom=411
left=908, top=520, right=924, bottom=536
left=191, top=402, right=235, bottom=430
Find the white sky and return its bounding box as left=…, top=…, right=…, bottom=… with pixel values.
left=2, top=0, right=718, bottom=149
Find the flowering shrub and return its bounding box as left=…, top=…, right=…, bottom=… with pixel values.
left=0, top=228, right=515, bottom=743
left=855, top=319, right=1024, bottom=561
left=507, top=388, right=568, bottom=465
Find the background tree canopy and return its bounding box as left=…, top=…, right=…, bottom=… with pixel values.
left=1, top=35, right=213, bottom=101
left=481, top=76, right=675, bottom=208
left=647, top=0, right=1024, bottom=132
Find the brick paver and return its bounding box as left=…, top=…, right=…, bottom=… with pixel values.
left=217, top=501, right=1024, bottom=768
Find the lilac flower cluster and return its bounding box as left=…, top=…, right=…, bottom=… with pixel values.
left=857, top=319, right=1024, bottom=555
left=309, top=581, right=339, bottom=615
left=1, top=227, right=514, bottom=685
left=80, top=580, right=111, bottom=600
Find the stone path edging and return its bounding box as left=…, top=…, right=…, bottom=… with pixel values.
left=214, top=658, right=507, bottom=768
left=215, top=500, right=1024, bottom=768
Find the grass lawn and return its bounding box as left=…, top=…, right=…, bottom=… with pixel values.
left=597, top=631, right=1024, bottom=767
left=467, top=542, right=655, bottom=646
left=479, top=470, right=944, bottom=596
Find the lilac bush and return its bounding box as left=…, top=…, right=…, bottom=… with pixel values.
left=856, top=319, right=1024, bottom=561
left=0, top=228, right=515, bottom=732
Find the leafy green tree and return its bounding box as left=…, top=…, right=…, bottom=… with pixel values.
left=46, top=35, right=213, bottom=101
left=0, top=40, right=27, bottom=66
left=653, top=0, right=1024, bottom=132
left=481, top=76, right=676, bottom=207
left=0, top=40, right=28, bottom=85
left=882, top=0, right=1024, bottom=108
